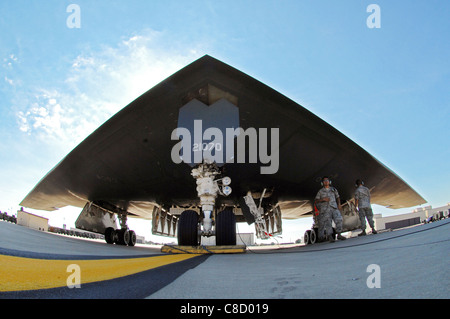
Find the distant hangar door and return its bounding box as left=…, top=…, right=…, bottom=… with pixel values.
left=385, top=217, right=420, bottom=230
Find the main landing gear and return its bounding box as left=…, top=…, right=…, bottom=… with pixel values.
left=104, top=212, right=136, bottom=246
left=303, top=228, right=318, bottom=245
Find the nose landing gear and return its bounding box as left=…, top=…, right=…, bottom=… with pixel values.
left=177, top=162, right=235, bottom=246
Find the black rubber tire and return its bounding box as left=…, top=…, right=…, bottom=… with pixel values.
left=177, top=210, right=199, bottom=246
left=105, top=227, right=115, bottom=244
left=128, top=230, right=137, bottom=246
left=216, top=208, right=236, bottom=246
left=304, top=230, right=311, bottom=245
left=117, top=229, right=130, bottom=246
left=310, top=228, right=317, bottom=244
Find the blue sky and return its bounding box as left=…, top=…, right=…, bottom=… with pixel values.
left=0, top=1, right=449, bottom=242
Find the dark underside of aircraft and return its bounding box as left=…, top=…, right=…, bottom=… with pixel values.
left=20, top=55, right=426, bottom=246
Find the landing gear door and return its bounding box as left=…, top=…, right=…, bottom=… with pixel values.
left=238, top=196, right=256, bottom=225
left=75, top=202, right=118, bottom=234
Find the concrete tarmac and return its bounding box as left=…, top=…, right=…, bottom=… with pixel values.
left=148, top=219, right=450, bottom=299
left=0, top=221, right=206, bottom=298
left=0, top=219, right=448, bottom=299
left=0, top=221, right=163, bottom=259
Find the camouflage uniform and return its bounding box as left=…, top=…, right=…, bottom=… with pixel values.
left=315, top=186, right=343, bottom=240
left=355, top=185, right=375, bottom=231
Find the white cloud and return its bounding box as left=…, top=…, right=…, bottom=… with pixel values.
left=4, top=76, right=14, bottom=85
left=16, top=29, right=206, bottom=149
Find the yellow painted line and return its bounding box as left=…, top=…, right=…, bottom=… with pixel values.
left=0, top=254, right=199, bottom=292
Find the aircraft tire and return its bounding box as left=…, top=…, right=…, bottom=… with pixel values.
left=304, top=230, right=311, bottom=245
left=177, top=210, right=199, bottom=246
left=117, top=228, right=130, bottom=246
left=128, top=230, right=137, bottom=246
left=105, top=227, right=115, bottom=244
left=310, top=228, right=317, bottom=244
left=216, top=208, right=236, bottom=246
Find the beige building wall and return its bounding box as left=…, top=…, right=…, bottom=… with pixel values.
left=17, top=209, right=49, bottom=231
left=371, top=203, right=450, bottom=231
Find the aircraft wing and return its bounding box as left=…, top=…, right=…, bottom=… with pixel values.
left=20, top=55, right=426, bottom=221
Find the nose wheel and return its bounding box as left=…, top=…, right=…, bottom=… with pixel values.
left=177, top=210, right=200, bottom=246
left=216, top=208, right=236, bottom=246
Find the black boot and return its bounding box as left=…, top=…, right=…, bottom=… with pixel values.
left=358, top=230, right=366, bottom=236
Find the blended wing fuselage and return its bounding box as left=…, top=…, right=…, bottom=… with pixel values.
left=20, top=55, right=426, bottom=244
